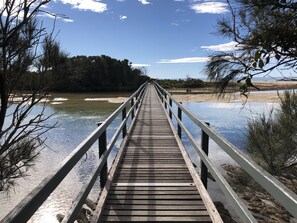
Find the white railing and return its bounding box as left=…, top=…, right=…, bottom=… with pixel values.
left=154, top=81, right=297, bottom=223
left=0, top=82, right=148, bottom=223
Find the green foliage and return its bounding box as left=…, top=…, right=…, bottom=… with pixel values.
left=205, top=0, right=297, bottom=95
left=155, top=78, right=204, bottom=89
left=23, top=55, right=149, bottom=92
left=246, top=91, right=297, bottom=176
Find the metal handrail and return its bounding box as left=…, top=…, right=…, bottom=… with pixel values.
left=154, top=81, right=297, bottom=222
left=1, top=82, right=148, bottom=223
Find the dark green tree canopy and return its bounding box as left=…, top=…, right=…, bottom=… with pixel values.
left=205, top=0, right=297, bottom=95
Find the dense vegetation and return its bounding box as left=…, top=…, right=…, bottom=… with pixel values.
left=21, top=55, right=149, bottom=92
left=155, top=77, right=204, bottom=89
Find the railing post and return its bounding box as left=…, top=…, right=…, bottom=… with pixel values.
left=135, top=95, right=138, bottom=110
left=122, top=106, right=127, bottom=138
left=98, top=122, right=107, bottom=189
left=201, top=122, right=210, bottom=189
left=169, top=97, right=172, bottom=119
left=164, top=93, right=167, bottom=109
left=131, top=97, right=135, bottom=119
left=178, top=102, right=182, bottom=139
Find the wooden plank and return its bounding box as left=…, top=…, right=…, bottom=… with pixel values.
left=110, top=186, right=197, bottom=191
left=100, top=216, right=212, bottom=222
left=105, top=200, right=205, bottom=205
left=92, top=84, right=219, bottom=223
left=108, top=190, right=200, bottom=195
left=106, top=195, right=201, bottom=200
left=104, top=205, right=207, bottom=210
left=102, top=210, right=210, bottom=216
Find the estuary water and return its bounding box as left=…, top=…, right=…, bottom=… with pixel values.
left=0, top=93, right=278, bottom=222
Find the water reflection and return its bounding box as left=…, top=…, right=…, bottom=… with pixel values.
left=0, top=96, right=278, bottom=222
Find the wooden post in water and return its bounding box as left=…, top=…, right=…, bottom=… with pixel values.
left=178, top=102, right=182, bottom=139
left=98, top=122, right=108, bottom=189
left=122, top=106, right=127, bottom=138
left=169, top=98, right=172, bottom=119
left=201, top=122, right=210, bottom=189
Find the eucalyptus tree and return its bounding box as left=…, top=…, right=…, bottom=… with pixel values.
left=205, top=0, right=297, bottom=95
left=0, top=0, right=65, bottom=191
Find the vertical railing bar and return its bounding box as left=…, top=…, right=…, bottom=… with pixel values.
left=98, top=122, right=107, bottom=189
left=122, top=106, right=127, bottom=138
left=178, top=102, right=182, bottom=139
left=201, top=122, right=210, bottom=189
left=131, top=97, right=135, bottom=119
left=169, top=97, right=172, bottom=119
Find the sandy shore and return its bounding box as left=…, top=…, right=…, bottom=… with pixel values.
left=169, top=81, right=297, bottom=103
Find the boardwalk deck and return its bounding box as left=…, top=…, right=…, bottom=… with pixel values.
left=92, top=84, right=222, bottom=222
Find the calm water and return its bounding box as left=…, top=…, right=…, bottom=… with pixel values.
left=0, top=93, right=278, bottom=222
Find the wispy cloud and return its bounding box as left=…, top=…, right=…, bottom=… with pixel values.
left=191, top=2, right=228, bottom=14
left=201, top=41, right=239, bottom=51
left=59, top=0, right=107, bottom=13
left=174, top=0, right=185, bottom=2
left=120, top=15, right=127, bottom=20
left=138, top=0, right=151, bottom=5
left=157, top=57, right=209, bottom=64
left=132, top=63, right=151, bottom=67
left=171, top=22, right=179, bottom=27
left=41, top=12, right=74, bottom=22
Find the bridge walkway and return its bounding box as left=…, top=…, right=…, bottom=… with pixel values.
left=92, top=84, right=221, bottom=222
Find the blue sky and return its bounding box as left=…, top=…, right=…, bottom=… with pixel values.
left=40, top=0, right=235, bottom=79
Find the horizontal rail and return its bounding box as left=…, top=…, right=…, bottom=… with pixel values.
left=1, top=82, right=147, bottom=223
left=154, top=81, right=297, bottom=221
left=61, top=85, right=147, bottom=223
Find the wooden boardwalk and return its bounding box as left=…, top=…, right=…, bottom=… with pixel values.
left=93, top=84, right=222, bottom=222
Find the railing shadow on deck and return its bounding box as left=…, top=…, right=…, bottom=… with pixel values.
left=154, top=81, right=297, bottom=223
left=0, top=82, right=148, bottom=223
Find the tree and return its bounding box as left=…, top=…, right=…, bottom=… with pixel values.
left=0, top=0, right=65, bottom=191
left=205, top=0, right=297, bottom=95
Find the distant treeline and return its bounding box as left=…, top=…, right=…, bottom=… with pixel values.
left=20, top=55, right=150, bottom=92
left=155, top=78, right=204, bottom=89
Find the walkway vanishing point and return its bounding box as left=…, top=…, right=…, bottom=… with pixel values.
left=2, top=82, right=296, bottom=223
left=91, top=84, right=222, bottom=222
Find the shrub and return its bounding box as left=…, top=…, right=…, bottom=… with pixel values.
left=246, top=91, right=297, bottom=176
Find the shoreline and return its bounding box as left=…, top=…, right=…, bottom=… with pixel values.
left=168, top=81, right=297, bottom=103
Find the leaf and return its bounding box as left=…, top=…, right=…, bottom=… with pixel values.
left=252, top=62, right=257, bottom=68
left=259, top=59, right=264, bottom=69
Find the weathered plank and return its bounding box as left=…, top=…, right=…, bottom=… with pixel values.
left=92, top=84, right=221, bottom=223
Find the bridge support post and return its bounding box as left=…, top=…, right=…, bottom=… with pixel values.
left=164, top=93, right=167, bottom=109
left=131, top=98, right=135, bottom=119
left=122, top=106, right=127, bottom=138
left=98, top=122, right=108, bottom=189
left=201, top=122, right=210, bottom=189
left=135, top=95, right=138, bottom=110
left=178, top=102, right=182, bottom=139
left=169, top=98, right=172, bottom=119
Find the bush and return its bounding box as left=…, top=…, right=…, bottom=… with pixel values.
left=246, top=91, right=297, bottom=176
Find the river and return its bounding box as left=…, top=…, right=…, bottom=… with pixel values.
left=0, top=92, right=278, bottom=222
